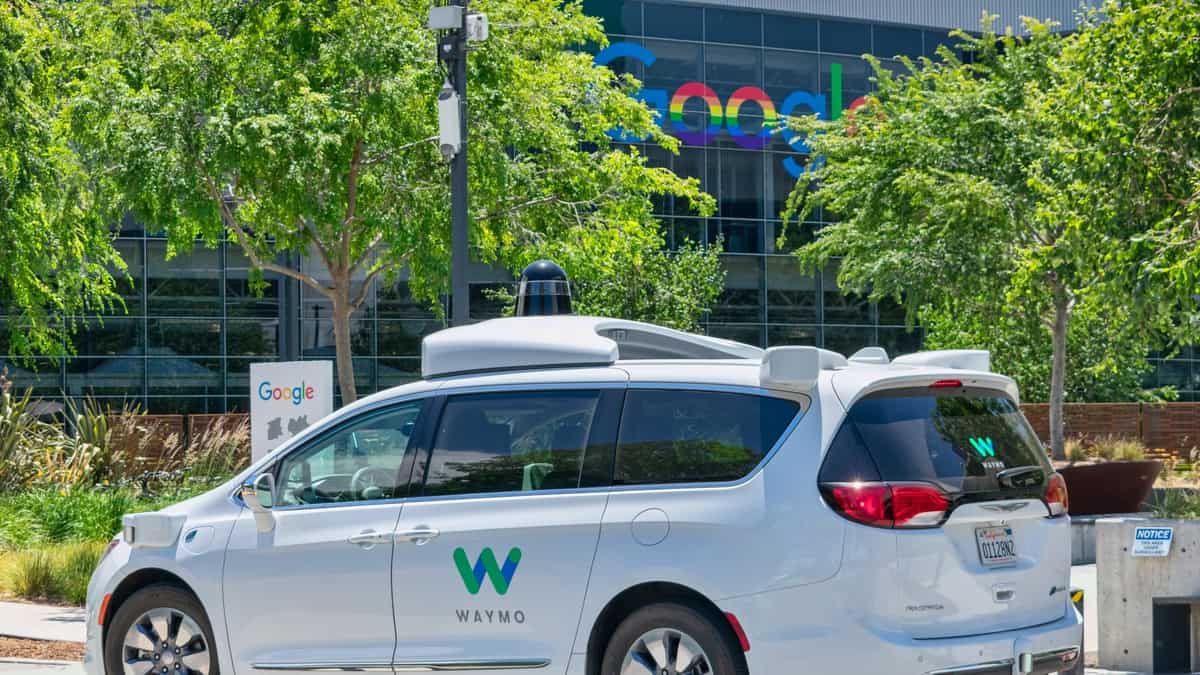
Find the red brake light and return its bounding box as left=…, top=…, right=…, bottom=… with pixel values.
left=827, top=483, right=891, bottom=527
left=1044, top=472, right=1069, bottom=517
left=930, top=379, right=963, bottom=388
left=823, top=482, right=949, bottom=528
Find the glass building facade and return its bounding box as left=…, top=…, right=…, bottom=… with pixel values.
left=2, top=0, right=1196, bottom=412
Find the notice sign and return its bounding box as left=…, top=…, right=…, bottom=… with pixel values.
left=1132, top=526, right=1174, bottom=557
left=250, top=361, right=334, bottom=461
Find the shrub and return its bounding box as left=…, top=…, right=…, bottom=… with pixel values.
left=55, top=542, right=105, bottom=605
left=164, top=416, right=249, bottom=487
left=1, top=541, right=106, bottom=604
left=6, top=549, right=57, bottom=599
left=1090, top=436, right=1147, bottom=462
left=1152, top=488, right=1200, bottom=520
left=1064, top=438, right=1088, bottom=463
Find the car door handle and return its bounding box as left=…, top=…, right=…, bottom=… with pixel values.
left=347, top=529, right=391, bottom=548
left=396, top=526, right=440, bottom=545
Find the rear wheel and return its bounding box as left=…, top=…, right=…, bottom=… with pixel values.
left=104, top=584, right=218, bottom=675
left=601, top=602, right=746, bottom=675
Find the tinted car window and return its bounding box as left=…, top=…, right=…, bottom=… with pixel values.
left=615, top=390, right=800, bottom=485
left=820, top=387, right=1051, bottom=493
left=423, top=391, right=604, bottom=497
left=276, top=402, right=422, bottom=506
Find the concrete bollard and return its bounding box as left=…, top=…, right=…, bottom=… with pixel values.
left=1095, top=517, right=1200, bottom=672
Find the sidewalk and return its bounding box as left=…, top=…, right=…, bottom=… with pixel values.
left=0, top=603, right=85, bottom=644
left=0, top=660, right=84, bottom=674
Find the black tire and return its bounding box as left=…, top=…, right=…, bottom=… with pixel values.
left=600, top=601, right=748, bottom=675
left=104, top=583, right=220, bottom=675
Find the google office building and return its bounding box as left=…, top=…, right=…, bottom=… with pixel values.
left=7, top=0, right=1196, bottom=413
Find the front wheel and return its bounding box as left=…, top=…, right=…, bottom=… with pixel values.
left=601, top=602, right=747, bottom=675
left=104, top=584, right=219, bottom=675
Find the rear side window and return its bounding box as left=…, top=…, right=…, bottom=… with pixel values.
left=819, top=387, right=1051, bottom=494
left=615, top=390, right=801, bottom=485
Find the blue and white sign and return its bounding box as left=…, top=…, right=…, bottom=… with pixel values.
left=1132, top=526, right=1174, bottom=557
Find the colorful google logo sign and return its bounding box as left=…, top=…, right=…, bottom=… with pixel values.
left=595, top=42, right=867, bottom=177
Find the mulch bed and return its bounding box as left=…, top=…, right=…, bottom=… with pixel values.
left=0, top=635, right=84, bottom=661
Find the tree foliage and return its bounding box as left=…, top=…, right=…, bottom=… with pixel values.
left=63, top=0, right=714, bottom=402
left=1050, top=0, right=1200, bottom=336
left=921, top=298, right=1166, bottom=403
left=782, top=19, right=1178, bottom=458
left=0, top=2, right=122, bottom=357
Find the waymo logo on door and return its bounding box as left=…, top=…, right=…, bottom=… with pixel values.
left=453, top=547, right=523, bottom=595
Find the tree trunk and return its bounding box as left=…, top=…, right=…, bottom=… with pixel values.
left=331, top=296, right=358, bottom=405
left=1048, top=283, right=1071, bottom=460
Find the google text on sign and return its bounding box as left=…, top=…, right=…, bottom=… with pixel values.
left=249, top=360, right=334, bottom=461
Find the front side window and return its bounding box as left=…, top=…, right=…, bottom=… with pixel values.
left=422, top=391, right=605, bottom=497
left=615, top=389, right=801, bottom=485
left=276, top=401, right=423, bottom=506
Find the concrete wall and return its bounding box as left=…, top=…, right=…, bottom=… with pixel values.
left=1096, top=518, right=1200, bottom=672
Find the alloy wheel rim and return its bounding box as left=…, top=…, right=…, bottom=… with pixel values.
left=121, top=607, right=210, bottom=675
left=620, top=627, right=712, bottom=675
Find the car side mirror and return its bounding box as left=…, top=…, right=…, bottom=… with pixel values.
left=242, top=473, right=276, bottom=533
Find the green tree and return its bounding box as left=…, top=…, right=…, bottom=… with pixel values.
left=921, top=298, right=1165, bottom=403
left=517, top=236, right=725, bottom=333
left=782, top=20, right=1168, bottom=458
left=1049, top=0, right=1200, bottom=341
left=63, top=0, right=713, bottom=403
left=0, top=2, right=122, bottom=357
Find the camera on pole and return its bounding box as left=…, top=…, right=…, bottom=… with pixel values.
left=428, top=1, right=487, bottom=325
left=437, top=81, right=461, bottom=162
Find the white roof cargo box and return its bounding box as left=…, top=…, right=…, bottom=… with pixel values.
left=420, top=316, right=762, bottom=379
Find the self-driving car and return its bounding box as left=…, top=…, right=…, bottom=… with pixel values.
left=85, top=315, right=1081, bottom=675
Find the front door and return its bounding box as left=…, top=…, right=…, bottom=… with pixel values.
left=391, top=388, right=623, bottom=674
left=223, top=399, right=426, bottom=674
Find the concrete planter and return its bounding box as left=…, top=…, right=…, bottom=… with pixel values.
left=1096, top=517, right=1200, bottom=673
left=1059, top=460, right=1163, bottom=515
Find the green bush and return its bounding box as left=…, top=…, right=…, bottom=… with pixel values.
left=6, top=549, right=57, bottom=599
left=55, top=542, right=105, bottom=605
left=0, top=486, right=207, bottom=551
left=1090, top=436, right=1148, bottom=462
left=1, top=541, right=106, bottom=604
left=1152, top=489, right=1200, bottom=520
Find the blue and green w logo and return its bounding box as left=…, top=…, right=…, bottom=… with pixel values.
left=453, top=547, right=522, bottom=595
left=968, top=436, right=996, bottom=458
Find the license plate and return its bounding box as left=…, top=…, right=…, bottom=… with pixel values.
left=976, top=526, right=1017, bottom=567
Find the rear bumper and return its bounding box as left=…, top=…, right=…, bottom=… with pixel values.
left=926, top=646, right=1080, bottom=675
left=721, top=589, right=1082, bottom=675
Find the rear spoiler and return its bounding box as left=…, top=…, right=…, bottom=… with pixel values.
left=891, top=349, right=990, bottom=371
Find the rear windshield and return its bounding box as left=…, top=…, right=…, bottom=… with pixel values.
left=819, top=387, right=1051, bottom=494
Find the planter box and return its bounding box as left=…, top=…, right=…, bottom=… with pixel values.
left=1059, top=461, right=1162, bottom=516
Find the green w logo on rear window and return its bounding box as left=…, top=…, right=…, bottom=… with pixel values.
left=968, top=436, right=996, bottom=458
left=453, top=547, right=522, bottom=595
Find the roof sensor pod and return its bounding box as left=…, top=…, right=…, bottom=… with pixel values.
left=516, top=259, right=573, bottom=317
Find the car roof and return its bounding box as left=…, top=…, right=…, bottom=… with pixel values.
left=359, top=317, right=1019, bottom=408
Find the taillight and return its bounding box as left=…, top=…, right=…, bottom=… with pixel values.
left=930, top=379, right=963, bottom=388
left=821, top=482, right=949, bottom=529
left=1044, top=472, right=1069, bottom=517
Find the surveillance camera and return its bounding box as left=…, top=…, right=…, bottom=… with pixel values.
left=438, top=82, right=462, bottom=162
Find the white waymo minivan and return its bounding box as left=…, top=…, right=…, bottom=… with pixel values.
left=85, top=316, right=1081, bottom=675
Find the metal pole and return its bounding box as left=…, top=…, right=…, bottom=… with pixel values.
left=449, top=0, right=470, bottom=326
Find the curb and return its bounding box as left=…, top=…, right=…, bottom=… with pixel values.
left=0, top=657, right=79, bottom=666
